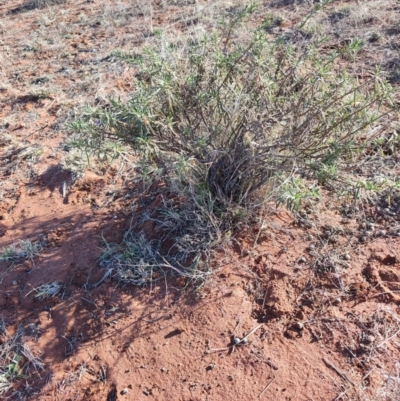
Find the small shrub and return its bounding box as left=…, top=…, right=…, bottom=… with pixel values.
left=69, top=3, right=393, bottom=283
left=71, top=4, right=391, bottom=204
left=276, top=178, right=319, bottom=211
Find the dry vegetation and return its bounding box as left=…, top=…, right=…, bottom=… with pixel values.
left=0, top=0, right=400, bottom=400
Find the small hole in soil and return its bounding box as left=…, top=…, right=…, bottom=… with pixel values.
left=382, top=255, right=397, bottom=265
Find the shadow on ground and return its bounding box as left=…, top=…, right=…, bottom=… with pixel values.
left=0, top=163, right=234, bottom=399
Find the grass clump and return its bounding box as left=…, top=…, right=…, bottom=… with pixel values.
left=97, top=192, right=222, bottom=287
left=0, top=240, right=44, bottom=265
left=0, top=325, right=45, bottom=396
left=69, top=3, right=393, bottom=284
left=26, top=282, right=63, bottom=300
left=0, top=142, right=43, bottom=177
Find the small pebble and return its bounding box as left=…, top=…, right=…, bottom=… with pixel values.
left=295, top=322, right=304, bottom=330
left=343, top=254, right=351, bottom=261
left=121, top=388, right=128, bottom=395
left=365, top=335, right=375, bottom=344
left=233, top=337, right=241, bottom=345
left=206, top=363, right=215, bottom=371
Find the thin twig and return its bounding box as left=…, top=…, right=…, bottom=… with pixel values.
left=240, top=324, right=262, bottom=344
left=232, top=319, right=241, bottom=335
left=23, top=124, right=49, bottom=139
left=259, top=376, right=276, bottom=398
left=323, top=358, right=356, bottom=387
left=206, top=324, right=262, bottom=354
left=374, top=327, right=400, bottom=350
left=265, top=359, right=278, bottom=370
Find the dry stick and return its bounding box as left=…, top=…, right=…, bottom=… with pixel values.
left=23, top=124, right=49, bottom=139
left=236, top=324, right=262, bottom=345
left=265, top=359, right=278, bottom=371
left=254, top=350, right=279, bottom=370
left=341, top=342, right=364, bottom=370
left=322, top=358, right=357, bottom=387
left=259, top=376, right=276, bottom=398
left=362, top=368, right=375, bottom=382
left=334, top=389, right=348, bottom=401
left=374, top=327, right=400, bottom=350
left=206, top=324, right=261, bottom=354
left=232, top=319, right=241, bottom=335
left=370, top=290, right=400, bottom=299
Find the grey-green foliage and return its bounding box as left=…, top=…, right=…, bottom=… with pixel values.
left=70, top=3, right=392, bottom=209
left=69, top=3, right=393, bottom=284
left=0, top=326, right=45, bottom=395
left=0, top=240, right=43, bottom=264
left=26, top=282, right=63, bottom=300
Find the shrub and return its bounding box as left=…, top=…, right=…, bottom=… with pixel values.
left=69, top=3, right=393, bottom=283
left=71, top=4, right=391, bottom=205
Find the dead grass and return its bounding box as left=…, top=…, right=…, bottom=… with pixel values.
left=0, top=141, right=43, bottom=178
left=22, top=0, right=68, bottom=10
left=0, top=325, right=46, bottom=398
left=0, top=239, right=44, bottom=265
left=25, top=281, right=64, bottom=300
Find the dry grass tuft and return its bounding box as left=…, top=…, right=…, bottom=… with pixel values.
left=0, top=325, right=46, bottom=398
left=22, top=0, right=68, bottom=10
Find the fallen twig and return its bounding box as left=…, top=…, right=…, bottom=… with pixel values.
left=323, top=358, right=356, bottom=387
left=265, top=359, right=278, bottom=370
left=259, top=376, right=276, bottom=398
left=206, top=324, right=261, bottom=354
left=374, top=327, right=400, bottom=350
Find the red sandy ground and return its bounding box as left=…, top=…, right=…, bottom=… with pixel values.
left=1, top=1, right=400, bottom=400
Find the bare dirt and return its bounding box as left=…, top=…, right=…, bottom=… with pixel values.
left=1, top=1, right=400, bottom=400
